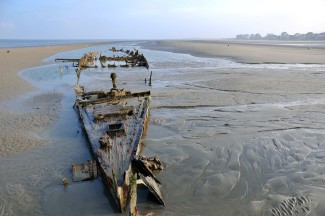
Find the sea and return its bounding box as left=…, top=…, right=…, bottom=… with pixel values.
left=1, top=40, right=325, bottom=215
left=0, top=39, right=111, bottom=48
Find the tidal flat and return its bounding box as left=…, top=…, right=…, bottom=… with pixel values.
left=1, top=41, right=325, bottom=215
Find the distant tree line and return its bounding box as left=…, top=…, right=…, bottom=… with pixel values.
left=236, top=32, right=325, bottom=40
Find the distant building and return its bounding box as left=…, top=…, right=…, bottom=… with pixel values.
left=293, top=33, right=305, bottom=40
left=265, top=34, right=278, bottom=40
left=280, top=32, right=290, bottom=40
left=316, top=32, right=325, bottom=40
left=235, top=32, right=325, bottom=40
left=254, top=33, right=262, bottom=40
left=236, top=34, right=250, bottom=39
left=305, top=32, right=315, bottom=40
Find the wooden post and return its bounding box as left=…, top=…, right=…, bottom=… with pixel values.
left=149, top=71, right=152, bottom=86
left=128, top=173, right=139, bottom=216
left=60, top=66, right=63, bottom=79
left=110, top=73, right=118, bottom=89
left=75, top=68, right=81, bottom=84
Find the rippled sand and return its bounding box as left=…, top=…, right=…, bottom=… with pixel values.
left=143, top=66, right=325, bottom=215
left=1, top=41, right=325, bottom=215
left=141, top=41, right=325, bottom=215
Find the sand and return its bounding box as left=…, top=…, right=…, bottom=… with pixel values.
left=1, top=40, right=325, bottom=215
left=157, top=40, right=325, bottom=64
left=0, top=43, right=108, bottom=157
left=137, top=41, right=325, bottom=215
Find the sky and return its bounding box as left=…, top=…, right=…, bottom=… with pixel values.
left=0, top=0, right=325, bottom=39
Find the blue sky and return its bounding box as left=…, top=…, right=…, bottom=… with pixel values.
left=1, top=0, right=325, bottom=39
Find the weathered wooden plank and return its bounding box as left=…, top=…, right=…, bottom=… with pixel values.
left=94, top=105, right=136, bottom=120
left=76, top=91, right=151, bottom=107
left=139, top=173, right=165, bottom=206
left=55, top=58, right=80, bottom=62
left=128, top=173, right=139, bottom=216
left=72, top=160, right=98, bottom=182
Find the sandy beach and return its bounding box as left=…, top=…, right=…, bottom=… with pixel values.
left=0, top=43, right=108, bottom=157
left=157, top=40, right=325, bottom=64
left=1, top=40, right=325, bottom=215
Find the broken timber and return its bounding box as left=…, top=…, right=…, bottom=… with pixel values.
left=55, top=58, right=80, bottom=62
left=76, top=91, right=151, bottom=107
left=72, top=160, right=98, bottom=182
left=56, top=48, right=149, bottom=69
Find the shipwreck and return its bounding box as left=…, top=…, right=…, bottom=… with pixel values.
left=57, top=48, right=164, bottom=214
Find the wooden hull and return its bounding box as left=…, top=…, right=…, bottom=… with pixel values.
left=76, top=90, right=151, bottom=212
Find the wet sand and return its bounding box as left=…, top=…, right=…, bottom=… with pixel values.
left=1, top=40, right=325, bottom=215
left=140, top=40, right=325, bottom=215
left=0, top=43, right=109, bottom=157
left=156, top=40, right=325, bottom=64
